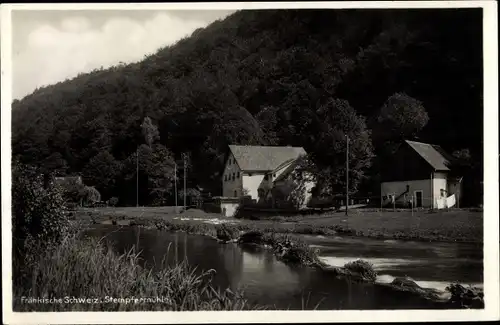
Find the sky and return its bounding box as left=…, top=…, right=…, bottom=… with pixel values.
left=11, top=9, right=234, bottom=100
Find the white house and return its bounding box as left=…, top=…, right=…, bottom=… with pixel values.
left=380, top=140, right=462, bottom=209
left=221, top=145, right=315, bottom=210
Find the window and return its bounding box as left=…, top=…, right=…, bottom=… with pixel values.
left=224, top=175, right=227, bottom=181
left=232, top=173, right=235, bottom=181
left=229, top=158, right=232, bottom=165
left=234, top=190, right=238, bottom=197
left=237, top=172, right=240, bottom=178
left=264, top=175, right=269, bottom=181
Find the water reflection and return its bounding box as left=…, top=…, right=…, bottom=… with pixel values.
left=83, top=225, right=474, bottom=310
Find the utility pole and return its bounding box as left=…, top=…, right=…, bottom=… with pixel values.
left=174, top=162, right=178, bottom=211
left=136, top=147, right=139, bottom=208
left=457, top=176, right=463, bottom=208
left=346, top=135, right=349, bottom=216
left=183, top=153, right=187, bottom=210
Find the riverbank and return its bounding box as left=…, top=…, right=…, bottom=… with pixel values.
left=71, top=206, right=483, bottom=243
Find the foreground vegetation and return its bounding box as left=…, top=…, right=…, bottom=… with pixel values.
left=15, top=235, right=259, bottom=311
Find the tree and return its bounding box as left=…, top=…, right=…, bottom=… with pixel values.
left=82, top=151, right=121, bottom=199
left=375, top=92, right=429, bottom=143
left=82, top=186, right=101, bottom=206
left=58, top=177, right=86, bottom=205
left=141, top=116, right=160, bottom=147
left=452, top=148, right=472, bottom=166
left=122, top=144, right=175, bottom=205
left=39, top=152, right=68, bottom=176
left=311, top=98, right=374, bottom=195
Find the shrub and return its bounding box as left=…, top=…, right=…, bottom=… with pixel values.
left=12, top=164, right=70, bottom=258
left=57, top=177, right=85, bottom=205
left=12, top=163, right=71, bottom=291
left=82, top=186, right=101, bottom=206
left=108, top=196, right=119, bottom=207
left=343, top=259, right=377, bottom=282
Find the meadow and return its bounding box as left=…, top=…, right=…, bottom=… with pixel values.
left=73, top=206, right=484, bottom=243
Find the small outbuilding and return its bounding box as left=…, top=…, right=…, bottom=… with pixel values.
left=380, top=140, right=462, bottom=209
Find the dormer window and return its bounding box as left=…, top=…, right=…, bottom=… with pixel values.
left=264, top=174, right=269, bottom=181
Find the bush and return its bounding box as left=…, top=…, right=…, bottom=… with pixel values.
left=12, top=163, right=71, bottom=291
left=82, top=186, right=101, bottom=206
left=343, top=259, right=377, bottom=282
left=12, top=164, right=70, bottom=258
left=57, top=177, right=85, bottom=205
left=108, top=196, right=119, bottom=207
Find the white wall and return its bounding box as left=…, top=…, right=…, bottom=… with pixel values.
left=222, top=152, right=242, bottom=197
left=242, top=173, right=266, bottom=200
left=447, top=177, right=462, bottom=206
left=432, top=172, right=448, bottom=206
left=221, top=202, right=239, bottom=217
left=381, top=179, right=432, bottom=208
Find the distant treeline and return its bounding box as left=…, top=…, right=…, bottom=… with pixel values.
left=12, top=9, right=483, bottom=206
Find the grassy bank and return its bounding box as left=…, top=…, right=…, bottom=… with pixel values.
left=14, top=235, right=259, bottom=311
left=72, top=206, right=483, bottom=243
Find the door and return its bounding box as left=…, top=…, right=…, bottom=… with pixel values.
left=414, top=191, right=423, bottom=208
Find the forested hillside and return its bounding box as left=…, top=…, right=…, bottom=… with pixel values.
left=12, top=9, right=483, bottom=206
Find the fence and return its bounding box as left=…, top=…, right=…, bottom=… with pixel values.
left=307, top=193, right=478, bottom=212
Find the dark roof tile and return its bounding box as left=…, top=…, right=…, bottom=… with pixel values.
left=405, top=140, right=454, bottom=171
left=228, top=145, right=306, bottom=172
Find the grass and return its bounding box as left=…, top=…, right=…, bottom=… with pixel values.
left=72, top=206, right=483, bottom=243
left=14, top=235, right=261, bottom=311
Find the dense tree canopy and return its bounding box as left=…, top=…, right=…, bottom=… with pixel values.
left=11, top=9, right=483, bottom=205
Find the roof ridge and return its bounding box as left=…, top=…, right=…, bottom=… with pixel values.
left=405, top=140, right=451, bottom=171
left=405, top=139, right=441, bottom=147
left=229, top=144, right=304, bottom=148
left=228, top=145, right=307, bottom=172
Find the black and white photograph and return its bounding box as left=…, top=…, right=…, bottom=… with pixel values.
left=1, top=1, right=498, bottom=324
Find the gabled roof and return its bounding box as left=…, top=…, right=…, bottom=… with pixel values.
left=228, top=145, right=306, bottom=172
left=405, top=140, right=454, bottom=171
left=273, top=160, right=299, bottom=183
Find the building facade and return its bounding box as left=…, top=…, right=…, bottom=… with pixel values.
left=221, top=145, right=315, bottom=209
left=380, top=140, right=462, bottom=209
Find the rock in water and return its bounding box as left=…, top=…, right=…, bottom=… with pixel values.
left=391, top=277, right=421, bottom=289
left=238, top=230, right=264, bottom=244
left=216, top=224, right=232, bottom=242
left=446, top=283, right=484, bottom=309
